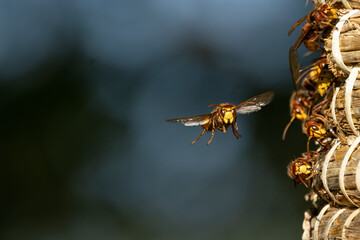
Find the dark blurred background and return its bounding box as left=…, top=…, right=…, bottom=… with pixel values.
left=0, top=1, right=315, bottom=239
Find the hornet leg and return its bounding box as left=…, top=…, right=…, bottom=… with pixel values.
left=298, top=175, right=309, bottom=188
left=207, top=129, right=215, bottom=145
left=207, top=121, right=216, bottom=145
left=232, top=122, right=241, bottom=138
left=190, top=129, right=206, bottom=145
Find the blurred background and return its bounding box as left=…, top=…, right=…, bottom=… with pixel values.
left=0, top=0, right=317, bottom=239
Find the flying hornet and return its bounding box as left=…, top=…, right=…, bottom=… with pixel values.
left=166, top=91, right=274, bottom=145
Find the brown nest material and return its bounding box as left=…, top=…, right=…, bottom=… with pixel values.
left=302, top=205, right=360, bottom=240
left=311, top=140, right=360, bottom=207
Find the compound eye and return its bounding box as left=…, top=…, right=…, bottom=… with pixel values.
left=311, top=126, right=318, bottom=130
left=221, top=110, right=225, bottom=114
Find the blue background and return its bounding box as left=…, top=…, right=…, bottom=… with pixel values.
left=0, top=1, right=315, bottom=239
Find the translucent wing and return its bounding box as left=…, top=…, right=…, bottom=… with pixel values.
left=288, top=14, right=307, bottom=36
left=292, top=24, right=311, bottom=49
left=289, top=45, right=301, bottom=90
left=166, top=114, right=210, bottom=127
left=236, top=91, right=274, bottom=114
